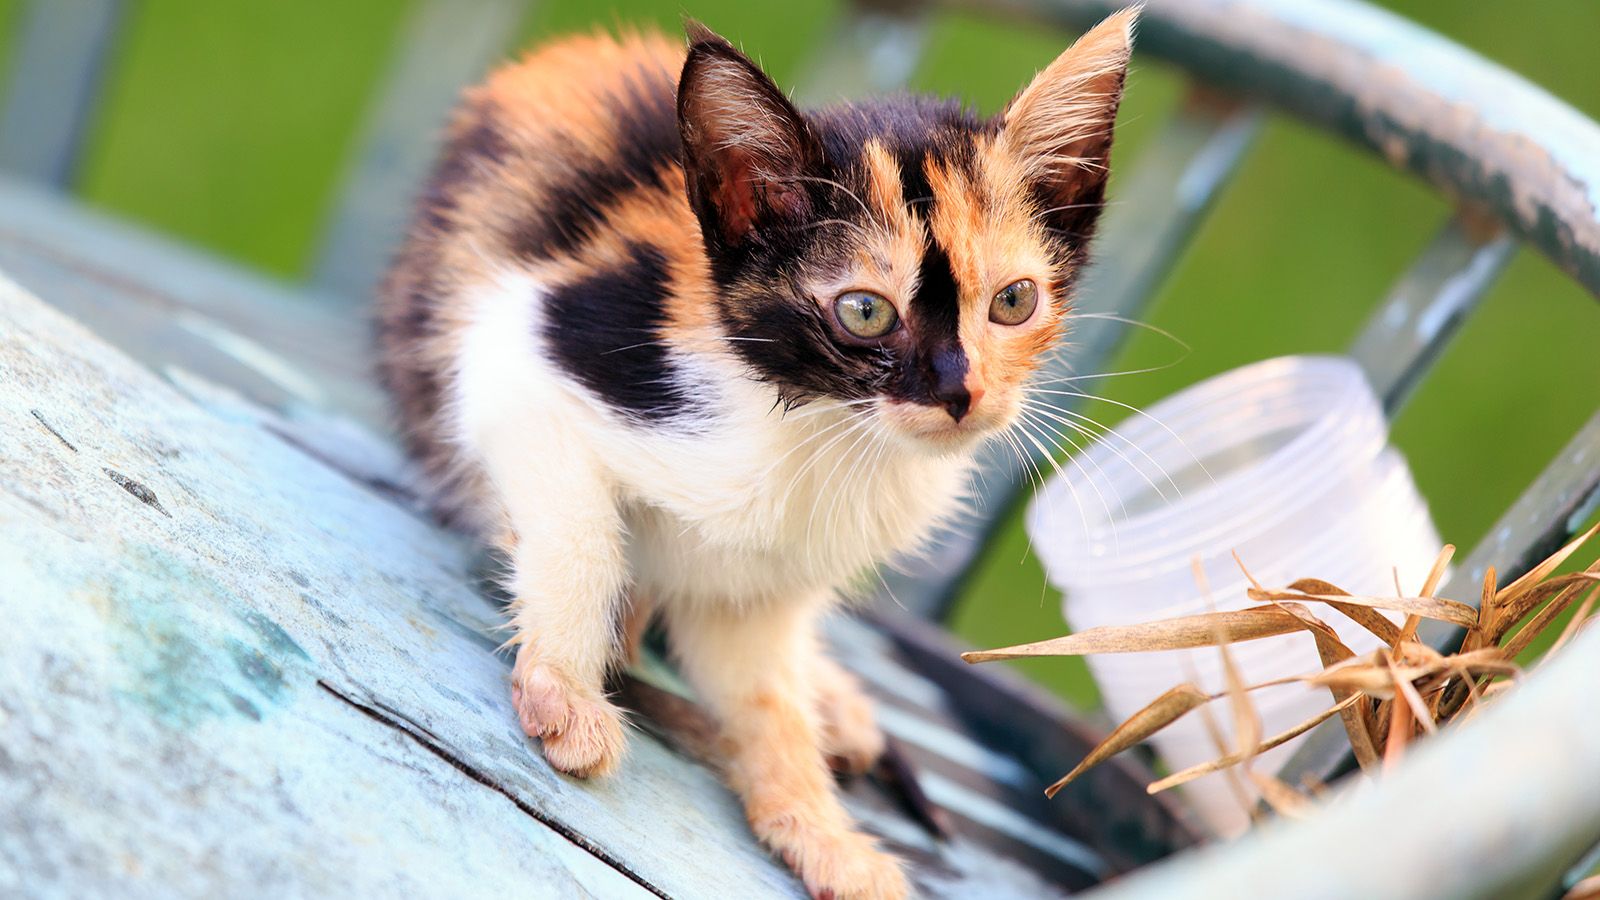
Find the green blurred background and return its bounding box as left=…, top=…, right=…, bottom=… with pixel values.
left=2, top=1, right=1595, bottom=706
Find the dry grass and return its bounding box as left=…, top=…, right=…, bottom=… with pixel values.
left=962, top=520, right=1600, bottom=809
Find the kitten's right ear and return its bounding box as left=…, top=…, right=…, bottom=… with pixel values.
left=1001, top=7, right=1138, bottom=244
left=678, top=24, right=821, bottom=250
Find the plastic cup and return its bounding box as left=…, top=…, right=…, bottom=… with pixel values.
left=1027, top=356, right=1443, bottom=836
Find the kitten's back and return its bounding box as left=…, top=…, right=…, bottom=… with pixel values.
left=376, top=31, right=693, bottom=524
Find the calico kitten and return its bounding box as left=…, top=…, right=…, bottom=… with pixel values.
left=377, top=10, right=1135, bottom=898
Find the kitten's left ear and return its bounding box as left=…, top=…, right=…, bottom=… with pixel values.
left=1001, top=7, right=1138, bottom=243
left=678, top=23, right=822, bottom=251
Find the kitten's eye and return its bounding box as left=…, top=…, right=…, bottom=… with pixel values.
left=990, top=279, right=1038, bottom=326
left=834, top=291, right=899, bottom=339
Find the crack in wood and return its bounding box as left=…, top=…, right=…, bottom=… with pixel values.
left=261, top=420, right=421, bottom=512
left=314, top=679, right=673, bottom=900
left=103, top=467, right=172, bottom=518
left=29, top=409, right=77, bottom=452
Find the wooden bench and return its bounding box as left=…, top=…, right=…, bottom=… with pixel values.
left=3, top=0, right=1598, bottom=897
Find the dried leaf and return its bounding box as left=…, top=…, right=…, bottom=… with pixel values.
left=1281, top=578, right=1405, bottom=646
left=1548, top=582, right=1600, bottom=656
left=1402, top=545, right=1453, bottom=645
left=1328, top=602, right=1404, bottom=646
left=1025, top=526, right=1600, bottom=805
left=1419, top=544, right=1455, bottom=598
left=1232, top=550, right=1264, bottom=590
left=1260, top=600, right=1381, bottom=769
left=1305, top=661, right=1398, bottom=698
left=1190, top=681, right=1260, bottom=824
left=1246, top=587, right=1476, bottom=628
left=962, top=606, right=1306, bottom=662
left=1044, top=684, right=1209, bottom=798
left=1412, top=648, right=1519, bottom=695
left=1248, top=770, right=1313, bottom=819
left=1206, top=571, right=1261, bottom=759
left=1147, top=696, right=1359, bottom=793
left=1562, top=874, right=1600, bottom=900
left=1391, top=656, right=1436, bottom=735
left=1466, top=565, right=1498, bottom=652
left=1285, top=578, right=1344, bottom=595
left=1502, top=573, right=1600, bottom=659
left=1492, top=571, right=1600, bottom=646
left=1496, top=519, right=1600, bottom=607
left=1382, top=685, right=1414, bottom=768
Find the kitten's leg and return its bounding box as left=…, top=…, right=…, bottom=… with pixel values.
left=486, top=421, right=629, bottom=778
left=668, top=600, right=908, bottom=900
left=811, top=652, right=886, bottom=776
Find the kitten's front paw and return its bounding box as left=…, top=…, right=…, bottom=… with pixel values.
left=511, top=656, right=626, bottom=778
left=763, top=819, right=909, bottom=900
left=815, top=660, right=886, bottom=775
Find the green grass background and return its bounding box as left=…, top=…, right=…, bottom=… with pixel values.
left=2, top=0, right=1595, bottom=707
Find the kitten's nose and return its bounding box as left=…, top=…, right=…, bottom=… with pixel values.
left=930, top=350, right=974, bottom=422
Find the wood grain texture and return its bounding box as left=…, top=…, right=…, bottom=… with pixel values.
left=0, top=274, right=800, bottom=898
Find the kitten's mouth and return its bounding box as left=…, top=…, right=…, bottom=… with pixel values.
left=876, top=400, right=1000, bottom=450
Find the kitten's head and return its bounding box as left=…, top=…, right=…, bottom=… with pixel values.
left=677, top=10, right=1136, bottom=453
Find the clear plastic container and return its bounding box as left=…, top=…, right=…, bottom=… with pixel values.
left=1027, top=356, right=1442, bottom=836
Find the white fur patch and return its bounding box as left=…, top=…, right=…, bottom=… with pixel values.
left=446, top=267, right=974, bottom=614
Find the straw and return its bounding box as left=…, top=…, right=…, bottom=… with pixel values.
left=967, top=519, right=1600, bottom=813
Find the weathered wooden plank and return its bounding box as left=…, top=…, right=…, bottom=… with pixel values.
left=0, top=174, right=386, bottom=429
left=882, top=93, right=1262, bottom=618
left=311, top=0, right=529, bottom=303
left=0, top=569, right=652, bottom=900
left=0, top=0, right=122, bottom=186
left=0, top=275, right=800, bottom=898
left=1349, top=209, right=1516, bottom=416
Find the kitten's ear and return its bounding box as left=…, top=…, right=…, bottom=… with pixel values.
left=1000, top=7, right=1137, bottom=242
left=678, top=23, right=821, bottom=249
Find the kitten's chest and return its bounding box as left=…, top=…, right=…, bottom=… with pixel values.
left=618, top=412, right=970, bottom=602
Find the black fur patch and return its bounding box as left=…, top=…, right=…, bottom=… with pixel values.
left=811, top=96, right=989, bottom=172
left=509, top=66, right=681, bottom=261
left=710, top=99, right=998, bottom=412
left=543, top=243, right=697, bottom=423
left=720, top=283, right=889, bottom=408
left=910, top=240, right=961, bottom=345
left=891, top=241, right=969, bottom=416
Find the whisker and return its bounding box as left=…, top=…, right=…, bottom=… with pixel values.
left=770, top=410, right=866, bottom=485
left=1029, top=199, right=1122, bottom=224
left=805, top=419, right=880, bottom=570
left=994, top=424, right=1046, bottom=566
left=1028, top=388, right=1214, bottom=488
left=779, top=395, right=878, bottom=423
left=1023, top=399, right=1179, bottom=503
left=1068, top=312, right=1192, bottom=353
left=1018, top=402, right=1134, bottom=522
left=1017, top=407, right=1118, bottom=536
left=775, top=173, right=874, bottom=221
left=600, top=335, right=775, bottom=355
left=1011, top=414, right=1097, bottom=550
left=825, top=417, right=895, bottom=574
left=1027, top=361, right=1185, bottom=386
left=799, top=217, right=871, bottom=239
